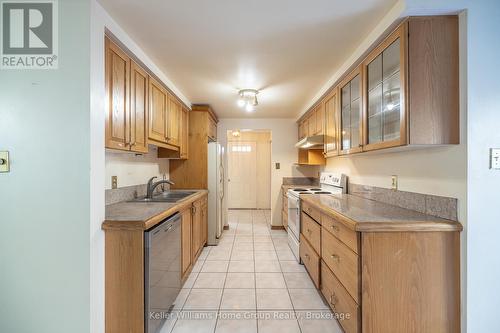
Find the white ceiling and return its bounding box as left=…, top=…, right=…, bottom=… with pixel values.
left=99, top=0, right=397, bottom=119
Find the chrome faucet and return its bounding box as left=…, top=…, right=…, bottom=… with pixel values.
left=146, top=176, right=175, bottom=199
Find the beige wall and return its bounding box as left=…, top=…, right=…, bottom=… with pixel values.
left=228, top=131, right=272, bottom=209
left=105, top=146, right=169, bottom=189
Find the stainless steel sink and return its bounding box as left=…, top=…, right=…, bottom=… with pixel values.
left=129, top=191, right=197, bottom=203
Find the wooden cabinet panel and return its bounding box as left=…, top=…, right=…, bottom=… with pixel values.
left=179, top=107, right=189, bottom=159
left=321, top=213, right=359, bottom=254
left=300, top=237, right=320, bottom=288
left=361, top=232, right=460, bottom=333
left=316, top=104, right=324, bottom=135
left=167, top=95, right=181, bottom=146
left=301, top=213, right=321, bottom=254
left=208, top=117, right=217, bottom=140
left=149, top=77, right=167, bottom=143
left=321, top=262, right=360, bottom=333
left=181, top=208, right=192, bottom=278
left=201, top=198, right=208, bottom=245
left=302, top=201, right=321, bottom=223
left=324, top=89, right=339, bottom=157
left=339, top=66, right=364, bottom=155
left=308, top=112, right=317, bottom=136
left=362, top=24, right=407, bottom=151
left=322, top=229, right=360, bottom=303
left=129, top=61, right=149, bottom=153
left=105, top=38, right=130, bottom=151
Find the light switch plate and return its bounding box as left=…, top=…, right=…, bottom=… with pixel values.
left=275, top=162, right=280, bottom=170
left=0, top=151, right=9, bottom=172
left=491, top=148, right=500, bottom=169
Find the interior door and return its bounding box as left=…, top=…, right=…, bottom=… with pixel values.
left=227, top=142, right=257, bottom=208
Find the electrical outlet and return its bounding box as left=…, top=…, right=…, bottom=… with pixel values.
left=0, top=151, right=9, bottom=173
left=275, top=162, right=280, bottom=170
left=111, top=176, right=118, bottom=189
left=391, top=175, right=398, bottom=190
left=491, top=148, right=500, bottom=169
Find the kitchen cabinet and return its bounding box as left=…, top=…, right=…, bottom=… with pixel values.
left=339, top=66, right=363, bottom=155
left=148, top=77, right=168, bottom=144
left=362, top=17, right=459, bottom=151
left=297, top=149, right=326, bottom=166
left=105, top=38, right=130, bottom=151
left=129, top=61, right=149, bottom=153
left=181, top=208, right=192, bottom=279
left=297, top=104, right=324, bottom=139
left=169, top=105, right=219, bottom=189
left=167, top=94, right=181, bottom=147
left=308, top=111, right=317, bottom=135
left=323, top=89, right=339, bottom=157
left=299, top=195, right=462, bottom=333
left=191, top=196, right=206, bottom=260
left=315, top=103, right=324, bottom=135
left=180, top=107, right=189, bottom=159
left=105, top=38, right=149, bottom=154
left=281, top=189, right=288, bottom=230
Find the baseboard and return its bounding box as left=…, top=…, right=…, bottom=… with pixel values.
left=271, top=225, right=285, bottom=230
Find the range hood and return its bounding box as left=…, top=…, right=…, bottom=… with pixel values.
left=295, top=135, right=325, bottom=149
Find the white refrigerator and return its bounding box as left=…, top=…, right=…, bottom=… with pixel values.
left=207, top=142, right=226, bottom=245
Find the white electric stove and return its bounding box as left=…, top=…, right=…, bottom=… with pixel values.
left=287, top=172, right=347, bottom=262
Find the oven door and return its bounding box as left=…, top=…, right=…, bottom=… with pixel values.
left=287, top=193, right=300, bottom=240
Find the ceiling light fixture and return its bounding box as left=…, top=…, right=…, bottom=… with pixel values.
left=237, top=89, right=259, bottom=112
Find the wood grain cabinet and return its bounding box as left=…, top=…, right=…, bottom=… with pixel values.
left=300, top=16, right=459, bottom=158
left=167, top=94, right=181, bottom=147
left=105, top=37, right=148, bottom=153
left=169, top=105, right=218, bottom=189
left=298, top=197, right=461, bottom=333
left=323, top=88, right=339, bottom=157
left=362, top=16, right=459, bottom=151
left=339, top=66, right=363, bottom=155
left=181, top=208, right=192, bottom=279
left=191, top=196, right=207, bottom=261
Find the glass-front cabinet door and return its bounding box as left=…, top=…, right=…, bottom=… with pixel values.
left=363, top=25, right=407, bottom=151
left=339, top=66, right=363, bottom=154
left=323, top=89, right=338, bottom=157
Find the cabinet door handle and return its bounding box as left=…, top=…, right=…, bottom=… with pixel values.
left=329, top=293, right=338, bottom=308
left=304, top=253, right=310, bottom=260
left=330, top=224, right=340, bottom=232
left=330, top=254, right=340, bottom=262
left=306, top=229, right=312, bottom=234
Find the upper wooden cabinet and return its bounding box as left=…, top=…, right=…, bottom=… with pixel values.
left=148, top=77, right=168, bottom=145
left=361, top=16, right=459, bottom=151
left=180, top=107, right=189, bottom=159
left=302, top=16, right=459, bottom=157
left=324, top=88, right=339, bottom=157
left=339, top=66, right=363, bottom=155
left=169, top=105, right=218, bottom=189
left=297, top=103, right=324, bottom=140
left=105, top=37, right=148, bottom=154
left=129, top=61, right=149, bottom=153
left=167, top=94, right=181, bottom=147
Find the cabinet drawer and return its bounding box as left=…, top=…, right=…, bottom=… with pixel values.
left=321, top=262, right=360, bottom=333
left=302, top=201, right=321, bottom=223
left=321, top=213, right=359, bottom=254
left=300, top=238, right=320, bottom=288
left=322, top=229, right=359, bottom=302
left=301, top=212, right=321, bottom=254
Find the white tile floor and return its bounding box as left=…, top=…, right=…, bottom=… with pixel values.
left=161, top=209, right=343, bottom=333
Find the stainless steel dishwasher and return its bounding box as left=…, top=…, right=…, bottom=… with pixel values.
left=144, top=212, right=181, bottom=333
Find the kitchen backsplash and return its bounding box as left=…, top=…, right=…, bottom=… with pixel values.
left=282, top=177, right=319, bottom=186
left=349, top=183, right=458, bottom=221
left=105, top=183, right=169, bottom=205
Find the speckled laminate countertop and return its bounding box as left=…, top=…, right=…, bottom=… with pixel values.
left=301, top=194, right=462, bottom=232
left=103, top=190, right=208, bottom=230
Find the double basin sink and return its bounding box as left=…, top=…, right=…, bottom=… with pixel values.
left=129, top=190, right=197, bottom=203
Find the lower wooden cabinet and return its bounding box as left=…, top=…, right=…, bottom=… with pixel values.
left=299, top=237, right=320, bottom=288
left=191, top=196, right=207, bottom=262
left=181, top=208, right=192, bottom=279
left=299, top=197, right=461, bottom=333
left=321, top=262, right=360, bottom=333
left=282, top=189, right=288, bottom=230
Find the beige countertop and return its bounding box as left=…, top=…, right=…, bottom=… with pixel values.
left=301, top=193, right=462, bottom=232
left=103, top=190, right=208, bottom=230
